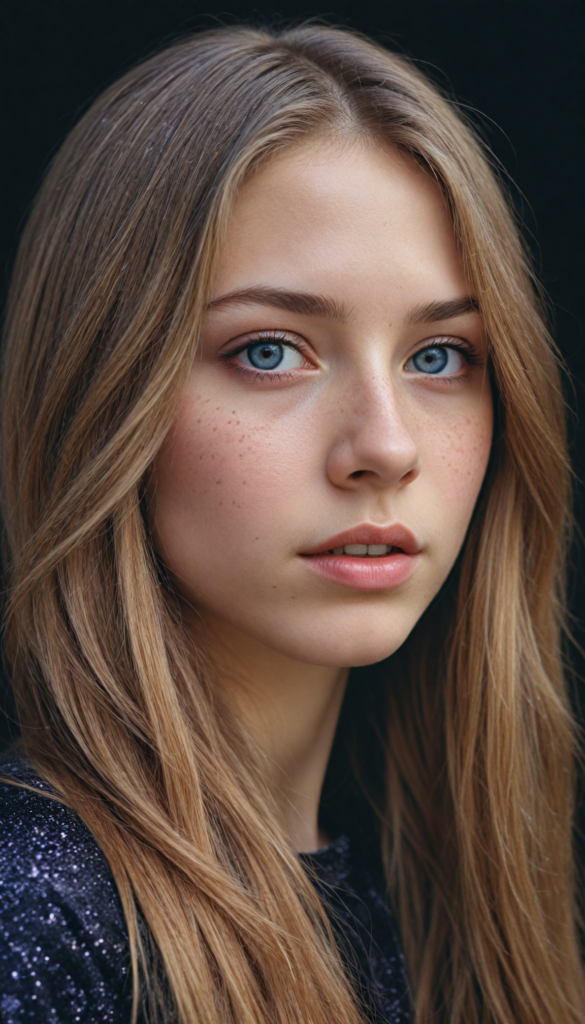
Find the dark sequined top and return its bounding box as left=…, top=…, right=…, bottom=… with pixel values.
left=0, top=756, right=411, bottom=1023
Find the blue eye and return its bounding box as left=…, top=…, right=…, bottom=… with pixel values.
left=246, top=341, right=285, bottom=370
left=233, top=339, right=306, bottom=373
left=407, top=346, right=465, bottom=375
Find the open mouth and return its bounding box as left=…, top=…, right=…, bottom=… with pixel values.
left=301, top=524, right=419, bottom=559
left=299, top=525, right=419, bottom=591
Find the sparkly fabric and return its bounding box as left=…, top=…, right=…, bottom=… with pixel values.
left=0, top=758, right=132, bottom=1022
left=300, top=837, right=411, bottom=1023
left=0, top=756, right=412, bottom=1022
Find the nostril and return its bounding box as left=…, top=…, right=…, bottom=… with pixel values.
left=350, top=470, right=366, bottom=479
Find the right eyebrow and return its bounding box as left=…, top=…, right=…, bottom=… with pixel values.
left=207, top=286, right=352, bottom=324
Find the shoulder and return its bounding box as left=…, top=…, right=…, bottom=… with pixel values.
left=0, top=754, right=132, bottom=1023
left=0, top=755, right=115, bottom=891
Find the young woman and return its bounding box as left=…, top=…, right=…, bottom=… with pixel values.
left=0, top=22, right=583, bottom=1024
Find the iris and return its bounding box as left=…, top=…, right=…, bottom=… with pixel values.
left=412, top=346, right=448, bottom=374
left=246, top=342, right=284, bottom=370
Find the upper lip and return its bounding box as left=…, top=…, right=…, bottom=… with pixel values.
left=301, top=523, right=421, bottom=556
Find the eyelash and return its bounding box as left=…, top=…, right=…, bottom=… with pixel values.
left=423, top=336, right=483, bottom=366
left=409, top=337, right=485, bottom=380
left=221, top=333, right=312, bottom=382
left=222, top=332, right=483, bottom=381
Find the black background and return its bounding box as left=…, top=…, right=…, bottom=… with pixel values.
left=0, top=0, right=584, bottom=751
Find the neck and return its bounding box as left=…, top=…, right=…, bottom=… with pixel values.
left=201, top=613, right=349, bottom=853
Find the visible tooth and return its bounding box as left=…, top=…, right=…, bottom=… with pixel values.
left=367, top=544, right=388, bottom=556
left=344, top=544, right=368, bottom=556
left=332, top=547, right=344, bottom=555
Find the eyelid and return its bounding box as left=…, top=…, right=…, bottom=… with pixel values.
left=407, top=335, right=484, bottom=367
left=221, top=330, right=316, bottom=367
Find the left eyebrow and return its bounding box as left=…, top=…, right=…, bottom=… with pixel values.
left=405, top=297, right=479, bottom=325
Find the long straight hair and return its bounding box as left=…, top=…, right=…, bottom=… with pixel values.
left=1, top=23, right=583, bottom=1024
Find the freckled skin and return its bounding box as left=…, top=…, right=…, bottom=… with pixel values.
left=150, top=140, right=493, bottom=668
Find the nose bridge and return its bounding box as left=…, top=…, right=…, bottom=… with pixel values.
left=348, top=355, right=416, bottom=443
left=327, top=359, right=420, bottom=488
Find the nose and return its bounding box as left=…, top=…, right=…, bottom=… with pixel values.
left=326, top=372, right=421, bottom=491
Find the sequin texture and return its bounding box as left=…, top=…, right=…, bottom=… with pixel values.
left=1, top=756, right=411, bottom=1022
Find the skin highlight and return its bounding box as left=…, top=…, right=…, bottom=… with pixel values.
left=150, top=138, right=493, bottom=851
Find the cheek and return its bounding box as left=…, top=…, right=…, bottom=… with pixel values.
left=420, top=397, right=493, bottom=541
left=151, top=396, right=308, bottom=568
left=439, top=416, right=491, bottom=492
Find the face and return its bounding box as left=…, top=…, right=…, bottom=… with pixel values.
left=150, top=139, right=492, bottom=668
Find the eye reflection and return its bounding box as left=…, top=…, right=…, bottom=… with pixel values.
left=408, top=345, right=465, bottom=375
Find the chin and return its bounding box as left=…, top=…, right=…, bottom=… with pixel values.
left=267, top=620, right=417, bottom=669
left=307, top=641, right=407, bottom=669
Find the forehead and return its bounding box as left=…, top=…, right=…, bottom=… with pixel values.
left=213, top=138, right=466, bottom=318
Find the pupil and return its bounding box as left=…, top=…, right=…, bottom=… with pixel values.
left=248, top=341, right=284, bottom=370
left=414, top=346, right=448, bottom=374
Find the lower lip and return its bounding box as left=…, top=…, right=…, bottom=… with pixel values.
left=300, top=552, right=419, bottom=591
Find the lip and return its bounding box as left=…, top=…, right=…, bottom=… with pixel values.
left=299, top=523, right=421, bottom=592
left=301, top=523, right=421, bottom=557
